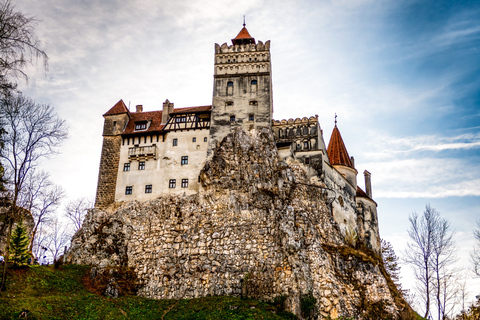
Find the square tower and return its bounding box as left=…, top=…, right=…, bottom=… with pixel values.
left=207, top=26, right=273, bottom=158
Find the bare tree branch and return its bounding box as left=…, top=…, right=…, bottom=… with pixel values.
left=0, top=92, right=67, bottom=290
left=64, top=197, right=92, bottom=233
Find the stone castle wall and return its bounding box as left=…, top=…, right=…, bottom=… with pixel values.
left=95, top=135, right=122, bottom=208
left=69, top=127, right=409, bottom=319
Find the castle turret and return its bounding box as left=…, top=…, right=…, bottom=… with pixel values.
left=95, top=100, right=130, bottom=208
left=207, top=24, right=273, bottom=158
left=326, top=122, right=358, bottom=188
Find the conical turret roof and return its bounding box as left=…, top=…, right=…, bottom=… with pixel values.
left=232, top=25, right=255, bottom=45
left=327, top=124, right=354, bottom=168
left=103, top=99, right=130, bottom=116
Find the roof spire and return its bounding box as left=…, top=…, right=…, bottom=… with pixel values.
left=335, top=113, right=337, bottom=126
left=243, top=15, right=246, bottom=27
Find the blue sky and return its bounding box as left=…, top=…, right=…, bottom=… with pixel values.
left=14, top=0, right=480, bottom=313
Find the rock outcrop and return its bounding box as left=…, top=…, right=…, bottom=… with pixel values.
left=67, top=127, right=413, bottom=319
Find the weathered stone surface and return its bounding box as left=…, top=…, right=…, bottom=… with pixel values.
left=68, top=127, right=410, bottom=319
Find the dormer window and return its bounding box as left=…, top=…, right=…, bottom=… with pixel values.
left=134, top=121, right=148, bottom=131
left=175, top=116, right=187, bottom=123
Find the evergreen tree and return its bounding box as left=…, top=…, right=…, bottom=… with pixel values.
left=9, top=220, right=30, bottom=267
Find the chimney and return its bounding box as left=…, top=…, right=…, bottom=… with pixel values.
left=350, top=156, right=355, bottom=168
left=161, top=99, right=174, bottom=124
left=136, top=105, right=143, bottom=113
left=364, top=170, right=372, bottom=198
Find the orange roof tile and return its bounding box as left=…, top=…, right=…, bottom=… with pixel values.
left=170, top=105, right=212, bottom=114
left=327, top=125, right=354, bottom=168
left=103, top=100, right=130, bottom=116
left=121, top=105, right=212, bottom=135
left=232, top=27, right=255, bottom=45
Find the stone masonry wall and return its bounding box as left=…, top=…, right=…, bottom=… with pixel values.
left=95, top=135, right=122, bottom=208
left=69, top=127, right=412, bottom=319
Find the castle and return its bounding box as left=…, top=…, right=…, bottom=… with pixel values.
left=94, top=24, right=380, bottom=254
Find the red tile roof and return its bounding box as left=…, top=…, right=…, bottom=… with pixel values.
left=121, top=105, right=212, bottom=135
left=356, top=186, right=377, bottom=204
left=123, top=111, right=164, bottom=135
left=170, top=105, right=211, bottom=114
left=327, top=125, right=354, bottom=168
left=232, top=27, right=255, bottom=45
left=233, top=27, right=254, bottom=40
left=103, top=100, right=130, bottom=116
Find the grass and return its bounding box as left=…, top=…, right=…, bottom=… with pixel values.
left=0, top=264, right=296, bottom=320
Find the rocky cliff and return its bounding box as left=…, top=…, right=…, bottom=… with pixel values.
left=67, top=127, right=413, bottom=319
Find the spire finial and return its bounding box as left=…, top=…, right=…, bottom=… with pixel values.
left=335, top=113, right=337, bottom=126
left=243, top=15, right=246, bottom=27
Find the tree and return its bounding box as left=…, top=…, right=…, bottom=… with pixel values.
left=45, top=218, right=71, bottom=263
left=404, top=204, right=457, bottom=320
left=9, top=219, right=29, bottom=267
left=472, top=220, right=480, bottom=277
left=0, top=0, right=48, bottom=93
left=20, top=170, right=64, bottom=254
left=0, top=92, right=67, bottom=290
left=64, top=197, right=91, bottom=233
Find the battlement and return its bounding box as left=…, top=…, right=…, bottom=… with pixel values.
left=214, top=40, right=270, bottom=54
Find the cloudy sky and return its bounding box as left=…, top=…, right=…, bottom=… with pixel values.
left=14, top=0, right=480, bottom=312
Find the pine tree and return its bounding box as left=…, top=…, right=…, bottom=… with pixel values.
left=9, top=220, right=30, bottom=267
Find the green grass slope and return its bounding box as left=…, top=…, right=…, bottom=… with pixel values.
left=0, top=265, right=295, bottom=320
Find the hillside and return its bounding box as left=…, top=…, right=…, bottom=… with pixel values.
left=0, top=265, right=295, bottom=320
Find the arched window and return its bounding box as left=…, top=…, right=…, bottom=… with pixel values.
left=227, top=81, right=233, bottom=96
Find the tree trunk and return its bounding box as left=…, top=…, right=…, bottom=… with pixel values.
left=0, top=217, right=13, bottom=291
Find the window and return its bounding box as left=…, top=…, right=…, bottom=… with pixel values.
left=173, top=138, right=178, bottom=146
left=230, top=115, right=236, bottom=122
left=181, top=179, right=188, bottom=188
left=145, top=185, right=152, bottom=193
left=192, top=137, right=196, bottom=142
left=123, top=163, right=130, bottom=171
left=138, top=161, right=145, bottom=170
left=227, top=81, right=233, bottom=95
left=204, top=137, right=207, bottom=142
left=125, top=186, right=133, bottom=195
left=304, top=141, right=309, bottom=149
left=227, top=81, right=233, bottom=86
left=181, top=156, right=188, bottom=165
left=135, top=122, right=147, bottom=130
left=305, top=157, right=310, bottom=165
left=249, top=114, right=254, bottom=121
left=175, top=116, right=186, bottom=123
left=169, top=179, right=176, bottom=188
left=251, top=80, right=257, bottom=85
left=225, top=101, right=233, bottom=106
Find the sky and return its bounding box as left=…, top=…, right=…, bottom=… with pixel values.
left=12, top=0, right=480, bottom=314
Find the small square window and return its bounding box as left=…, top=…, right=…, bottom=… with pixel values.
left=181, top=156, right=188, bottom=165
left=173, top=138, right=178, bottom=146
left=230, top=115, right=235, bottom=122
left=227, top=81, right=233, bottom=86
left=204, top=137, right=207, bottom=142
left=169, top=179, right=176, bottom=188
left=125, top=186, right=133, bottom=195
left=304, top=141, right=309, bottom=149
left=181, top=179, right=188, bottom=188
left=305, top=157, right=310, bottom=165
left=145, top=185, right=152, bottom=193
left=193, top=137, right=196, bottom=142
left=123, top=163, right=130, bottom=171
left=251, top=80, right=257, bottom=85
left=249, top=114, right=254, bottom=121
left=138, top=161, right=145, bottom=170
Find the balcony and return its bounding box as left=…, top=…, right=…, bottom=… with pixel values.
left=128, top=145, right=157, bottom=160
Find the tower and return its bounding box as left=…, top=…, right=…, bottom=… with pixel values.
left=207, top=24, right=273, bottom=158
left=95, top=100, right=130, bottom=208
left=326, top=121, right=358, bottom=189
